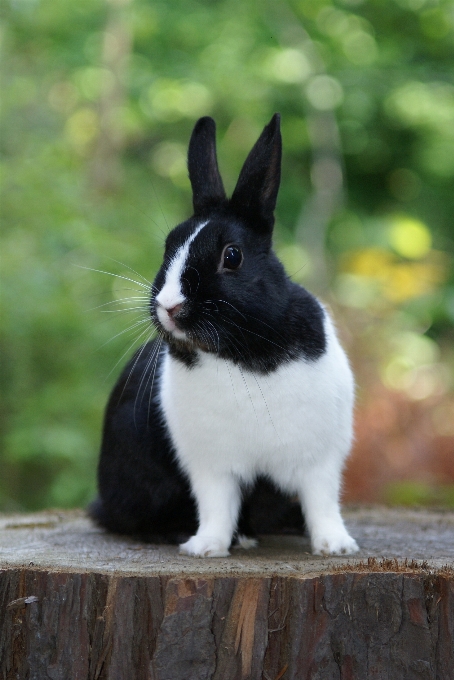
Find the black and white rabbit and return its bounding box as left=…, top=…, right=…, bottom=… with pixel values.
left=90, top=114, right=359, bottom=557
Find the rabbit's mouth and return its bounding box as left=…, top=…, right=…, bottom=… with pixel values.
left=155, top=301, right=187, bottom=340
left=153, top=299, right=219, bottom=353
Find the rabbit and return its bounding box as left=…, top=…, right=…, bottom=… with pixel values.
left=90, top=113, right=359, bottom=557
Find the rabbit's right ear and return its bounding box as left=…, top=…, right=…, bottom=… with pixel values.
left=188, top=117, right=227, bottom=216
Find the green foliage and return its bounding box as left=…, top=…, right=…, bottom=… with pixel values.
left=1, top=0, right=453, bottom=510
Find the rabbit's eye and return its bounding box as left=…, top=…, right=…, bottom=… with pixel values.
left=223, top=245, right=243, bottom=270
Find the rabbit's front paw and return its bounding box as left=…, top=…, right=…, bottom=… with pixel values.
left=179, top=535, right=230, bottom=558
left=312, top=531, right=359, bottom=556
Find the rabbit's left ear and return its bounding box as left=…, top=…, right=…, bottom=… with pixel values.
left=188, top=117, right=227, bottom=215
left=230, top=113, right=282, bottom=234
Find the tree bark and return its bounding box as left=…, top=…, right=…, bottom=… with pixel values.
left=1, top=566, right=453, bottom=680
left=1, top=508, right=453, bottom=679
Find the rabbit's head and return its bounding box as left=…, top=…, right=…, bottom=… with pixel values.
left=151, top=115, right=324, bottom=371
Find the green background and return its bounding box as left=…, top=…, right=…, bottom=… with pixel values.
left=1, top=0, right=453, bottom=511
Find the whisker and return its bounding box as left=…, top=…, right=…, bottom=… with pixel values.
left=224, top=358, right=240, bottom=409
left=116, top=330, right=156, bottom=405
left=251, top=372, right=283, bottom=446
left=96, top=318, right=151, bottom=351
left=217, top=317, right=250, bottom=349
left=203, top=318, right=220, bottom=353
left=208, top=298, right=247, bottom=321
left=146, top=335, right=164, bottom=424
left=85, top=313, right=150, bottom=334
left=136, top=334, right=163, bottom=410
left=87, top=297, right=150, bottom=312
left=238, top=365, right=259, bottom=424
left=224, top=331, right=257, bottom=369
left=102, top=257, right=152, bottom=287
left=202, top=310, right=251, bottom=362
left=100, top=307, right=149, bottom=314
left=103, top=323, right=154, bottom=384
left=74, top=265, right=151, bottom=291
left=144, top=335, right=164, bottom=424
left=195, top=322, right=214, bottom=352
left=203, top=324, right=218, bottom=352
left=201, top=320, right=278, bottom=433
left=220, top=317, right=288, bottom=353
left=84, top=287, right=150, bottom=301
left=238, top=314, right=290, bottom=346
left=203, top=301, right=219, bottom=313
left=134, top=343, right=159, bottom=409
left=219, top=323, right=273, bottom=377
left=211, top=299, right=290, bottom=346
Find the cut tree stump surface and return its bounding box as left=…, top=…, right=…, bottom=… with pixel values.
left=1, top=507, right=453, bottom=680
left=0, top=506, right=452, bottom=575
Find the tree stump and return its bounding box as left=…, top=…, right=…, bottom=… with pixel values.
left=1, top=507, right=453, bottom=679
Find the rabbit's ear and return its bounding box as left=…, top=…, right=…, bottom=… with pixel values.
left=188, top=117, right=227, bottom=215
left=230, top=113, right=282, bottom=234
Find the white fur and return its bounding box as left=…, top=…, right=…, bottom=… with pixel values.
left=155, top=221, right=208, bottom=339
left=159, top=313, right=359, bottom=557
left=235, top=535, right=259, bottom=550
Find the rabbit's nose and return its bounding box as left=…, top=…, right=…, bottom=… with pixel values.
left=165, top=303, right=183, bottom=318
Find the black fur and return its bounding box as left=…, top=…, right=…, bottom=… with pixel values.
left=230, top=113, right=282, bottom=234
left=91, top=344, right=198, bottom=543
left=153, top=215, right=326, bottom=372
left=188, top=116, right=227, bottom=216
left=90, top=114, right=325, bottom=542
left=91, top=341, right=305, bottom=542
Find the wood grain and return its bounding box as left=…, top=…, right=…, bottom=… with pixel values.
left=1, top=566, right=453, bottom=679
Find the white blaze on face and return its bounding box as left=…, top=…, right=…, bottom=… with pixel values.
left=155, top=220, right=209, bottom=338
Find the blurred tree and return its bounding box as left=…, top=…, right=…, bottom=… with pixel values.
left=1, top=0, right=453, bottom=510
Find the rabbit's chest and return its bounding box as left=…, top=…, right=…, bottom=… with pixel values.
left=158, top=344, right=352, bottom=482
